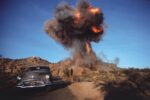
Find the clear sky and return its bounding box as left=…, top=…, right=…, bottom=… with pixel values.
left=0, top=0, right=150, bottom=68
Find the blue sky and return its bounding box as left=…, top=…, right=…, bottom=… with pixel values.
left=0, top=0, right=150, bottom=68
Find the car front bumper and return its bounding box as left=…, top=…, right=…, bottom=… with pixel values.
left=17, top=80, right=51, bottom=88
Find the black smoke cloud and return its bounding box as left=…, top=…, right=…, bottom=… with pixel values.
left=45, top=0, right=104, bottom=66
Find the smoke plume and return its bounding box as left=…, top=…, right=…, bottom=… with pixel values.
left=45, top=0, right=104, bottom=67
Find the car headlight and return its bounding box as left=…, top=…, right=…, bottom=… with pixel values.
left=17, top=76, right=21, bottom=80
left=31, top=75, right=34, bottom=78
left=45, top=75, right=49, bottom=79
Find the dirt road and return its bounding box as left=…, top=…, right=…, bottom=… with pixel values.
left=0, top=80, right=103, bottom=100
left=1, top=80, right=149, bottom=100
left=29, top=82, right=103, bottom=100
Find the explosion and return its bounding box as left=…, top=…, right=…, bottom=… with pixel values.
left=45, top=0, right=104, bottom=67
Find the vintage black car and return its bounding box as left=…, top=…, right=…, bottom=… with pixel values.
left=17, top=66, right=53, bottom=88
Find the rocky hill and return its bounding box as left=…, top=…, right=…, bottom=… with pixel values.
left=0, top=56, right=117, bottom=90
left=0, top=56, right=50, bottom=74
left=0, top=57, right=150, bottom=100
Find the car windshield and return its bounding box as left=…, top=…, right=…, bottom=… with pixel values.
left=22, top=67, right=50, bottom=79
left=28, top=67, right=50, bottom=72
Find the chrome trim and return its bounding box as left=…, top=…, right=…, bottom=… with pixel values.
left=17, top=80, right=49, bottom=88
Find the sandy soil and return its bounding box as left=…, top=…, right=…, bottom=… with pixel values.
left=69, top=82, right=103, bottom=100
left=30, top=82, right=104, bottom=100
